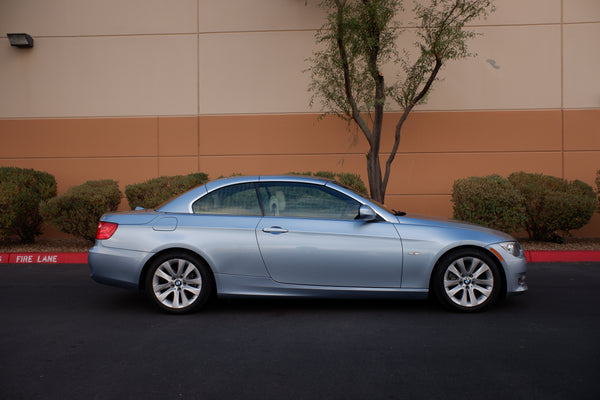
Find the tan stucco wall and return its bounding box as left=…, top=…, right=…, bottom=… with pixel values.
left=1, top=110, right=599, bottom=235
left=1, top=0, right=599, bottom=236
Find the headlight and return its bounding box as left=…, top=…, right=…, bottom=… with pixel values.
left=499, top=241, right=523, bottom=257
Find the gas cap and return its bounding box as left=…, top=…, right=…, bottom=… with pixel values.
left=152, top=217, right=178, bottom=231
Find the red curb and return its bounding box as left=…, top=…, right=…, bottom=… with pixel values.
left=1, top=251, right=599, bottom=264
left=0, top=252, right=88, bottom=264
left=525, top=251, right=600, bottom=263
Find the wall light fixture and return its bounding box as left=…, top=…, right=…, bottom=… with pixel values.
left=7, top=33, right=34, bottom=48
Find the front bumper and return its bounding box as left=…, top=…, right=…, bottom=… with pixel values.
left=488, top=243, right=528, bottom=296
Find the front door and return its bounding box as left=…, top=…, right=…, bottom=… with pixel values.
left=255, top=182, right=403, bottom=287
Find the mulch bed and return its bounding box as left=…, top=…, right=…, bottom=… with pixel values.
left=520, top=238, right=600, bottom=251
left=0, top=237, right=93, bottom=253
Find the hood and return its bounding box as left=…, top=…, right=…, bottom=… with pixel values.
left=397, top=213, right=514, bottom=241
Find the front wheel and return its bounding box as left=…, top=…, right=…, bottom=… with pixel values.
left=145, top=252, right=213, bottom=313
left=433, top=249, right=502, bottom=312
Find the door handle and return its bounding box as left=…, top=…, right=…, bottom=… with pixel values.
left=262, top=226, right=288, bottom=234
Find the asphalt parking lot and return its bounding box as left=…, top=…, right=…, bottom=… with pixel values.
left=0, top=262, right=599, bottom=400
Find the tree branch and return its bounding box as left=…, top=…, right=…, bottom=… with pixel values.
left=334, top=0, right=373, bottom=145
left=382, top=57, right=443, bottom=191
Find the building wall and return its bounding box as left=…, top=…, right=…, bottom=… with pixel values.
left=1, top=0, right=599, bottom=236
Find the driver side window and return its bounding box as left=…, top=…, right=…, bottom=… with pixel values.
left=258, top=182, right=360, bottom=220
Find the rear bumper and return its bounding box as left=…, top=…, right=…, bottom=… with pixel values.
left=88, top=244, right=151, bottom=290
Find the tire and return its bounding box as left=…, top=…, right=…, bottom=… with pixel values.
left=145, top=252, right=213, bottom=314
left=432, top=249, right=501, bottom=312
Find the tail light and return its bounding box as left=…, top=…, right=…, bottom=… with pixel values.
left=96, top=221, right=118, bottom=240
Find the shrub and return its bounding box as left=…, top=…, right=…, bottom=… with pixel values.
left=0, top=167, right=57, bottom=243
left=333, top=172, right=369, bottom=195
left=40, top=180, right=122, bottom=241
left=125, top=172, right=209, bottom=209
left=452, top=175, right=526, bottom=234
left=508, top=172, right=597, bottom=241
left=313, top=171, right=336, bottom=180
left=287, top=171, right=368, bottom=195
left=596, top=170, right=600, bottom=213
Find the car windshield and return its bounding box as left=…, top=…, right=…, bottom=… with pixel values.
left=335, top=183, right=402, bottom=216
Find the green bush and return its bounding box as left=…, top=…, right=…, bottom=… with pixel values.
left=596, top=170, right=600, bottom=213
left=333, top=172, right=369, bottom=195
left=287, top=171, right=368, bottom=195
left=125, top=172, right=209, bottom=209
left=452, top=175, right=526, bottom=234
left=0, top=167, right=57, bottom=243
left=312, top=171, right=336, bottom=180
left=40, top=180, right=122, bottom=241
left=508, top=172, right=597, bottom=241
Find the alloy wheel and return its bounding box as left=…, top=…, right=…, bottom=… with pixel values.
left=443, top=256, right=494, bottom=308
left=151, top=258, right=203, bottom=310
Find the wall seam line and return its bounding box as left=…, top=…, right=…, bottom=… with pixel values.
left=561, top=0, right=565, bottom=179
left=197, top=0, right=202, bottom=173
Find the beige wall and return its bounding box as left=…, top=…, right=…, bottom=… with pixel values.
left=1, top=0, right=599, bottom=236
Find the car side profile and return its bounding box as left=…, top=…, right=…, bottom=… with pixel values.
left=88, top=175, right=528, bottom=313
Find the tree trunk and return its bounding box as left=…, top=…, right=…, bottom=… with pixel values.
left=367, top=147, right=384, bottom=203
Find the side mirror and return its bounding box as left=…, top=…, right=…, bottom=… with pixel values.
left=358, top=205, right=378, bottom=221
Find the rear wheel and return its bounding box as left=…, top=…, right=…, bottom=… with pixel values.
left=145, top=252, right=212, bottom=313
left=433, top=249, right=501, bottom=312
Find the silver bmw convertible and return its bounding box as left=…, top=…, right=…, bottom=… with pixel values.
left=88, top=175, right=527, bottom=313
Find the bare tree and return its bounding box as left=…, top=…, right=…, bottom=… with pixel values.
left=308, top=0, right=494, bottom=203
